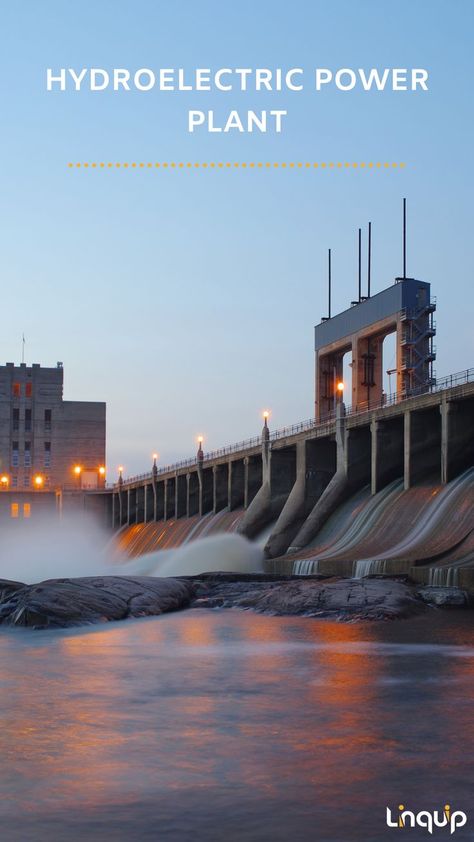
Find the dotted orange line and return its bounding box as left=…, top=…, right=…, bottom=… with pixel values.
left=68, top=161, right=406, bottom=170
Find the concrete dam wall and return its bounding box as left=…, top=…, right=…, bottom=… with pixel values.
left=108, top=378, right=474, bottom=590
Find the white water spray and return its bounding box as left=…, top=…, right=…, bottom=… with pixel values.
left=0, top=515, right=263, bottom=583
left=115, top=533, right=264, bottom=577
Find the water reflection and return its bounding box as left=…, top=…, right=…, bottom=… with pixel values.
left=1, top=611, right=474, bottom=840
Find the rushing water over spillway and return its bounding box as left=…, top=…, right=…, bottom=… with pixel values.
left=1, top=611, right=474, bottom=841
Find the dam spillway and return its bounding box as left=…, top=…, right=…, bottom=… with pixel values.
left=99, top=369, right=474, bottom=592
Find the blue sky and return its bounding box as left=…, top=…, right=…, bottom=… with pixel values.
left=1, top=0, right=473, bottom=476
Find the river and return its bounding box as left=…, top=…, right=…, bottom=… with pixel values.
left=1, top=609, right=473, bottom=841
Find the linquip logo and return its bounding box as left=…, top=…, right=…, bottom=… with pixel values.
left=386, top=804, right=467, bottom=835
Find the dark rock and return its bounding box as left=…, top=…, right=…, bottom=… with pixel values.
left=0, top=576, right=195, bottom=629
left=416, top=586, right=470, bottom=607
left=191, top=576, right=426, bottom=621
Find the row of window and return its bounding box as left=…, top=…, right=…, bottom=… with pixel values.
left=12, top=382, right=32, bottom=398
left=12, top=442, right=51, bottom=468
left=11, top=502, right=31, bottom=518
left=10, top=476, right=37, bottom=488
left=12, top=408, right=51, bottom=431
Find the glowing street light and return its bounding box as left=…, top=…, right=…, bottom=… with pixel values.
left=0, top=474, right=9, bottom=488
left=262, top=409, right=270, bottom=427
left=197, top=436, right=204, bottom=461
left=118, top=466, right=124, bottom=488
left=73, top=465, right=82, bottom=476
left=34, top=474, right=44, bottom=489
left=98, top=466, right=106, bottom=476
left=337, top=381, right=344, bottom=393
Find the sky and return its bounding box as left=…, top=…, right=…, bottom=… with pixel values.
left=1, top=0, right=473, bottom=478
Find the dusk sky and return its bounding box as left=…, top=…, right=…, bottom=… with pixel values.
left=2, top=0, right=473, bottom=477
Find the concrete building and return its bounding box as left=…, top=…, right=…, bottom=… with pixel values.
left=0, top=361, right=105, bottom=518
left=314, top=277, right=436, bottom=420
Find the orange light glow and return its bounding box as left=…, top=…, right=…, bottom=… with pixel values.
left=118, top=466, right=124, bottom=473
left=337, top=381, right=344, bottom=392
left=73, top=465, right=82, bottom=476
left=0, top=474, right=9, bottom=487
left=152, top=453, right=158, bottom=460
left=34, top=474, right=44, bottom=488
left=197, top=436, right=204, bottom=445
left=263, top=410, right=270, bottom=420
left=98, top=466, right=106, bottom=476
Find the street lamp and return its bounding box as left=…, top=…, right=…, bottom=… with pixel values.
left=99, top=466, right=106, bottom=476
left=337, top=381, right=344, bottom=393
left=34, top=474, right=44, bottom=489
left=118, top=466, right=124, bottom=488
left=0, top=474, right=9, bottom=489
left=197, top=436, right=204, bottom=461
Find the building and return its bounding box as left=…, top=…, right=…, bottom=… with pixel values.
left=314, top=277, right=436, bottom=420
left=0, top=361, right=105, bottom=518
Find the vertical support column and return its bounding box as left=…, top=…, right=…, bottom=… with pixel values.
left=243, top=457, right=249, bottom=509
left=353, top=334, right=384, bottom=412
left=212, top=466, right=218, bottom=513
left=143, top=483, right=148, bottom=523
left=126, top=488, right=131, bottom=525
left=163, top=479, right=169, bottom=523
left=227, top=460, right=233, bottom=510
left=404, top=410, right=411, bottom=490
left=174, top=473, right=179, bottom=520
left=186, top=473, right=191, bottom=518
left=371, top=416, right=379, bottom=496
left=316, top=352, right=345, bottom=421
left=440, top=397, right=450, bottom=485
left=112, top=492, right=116, bottom=528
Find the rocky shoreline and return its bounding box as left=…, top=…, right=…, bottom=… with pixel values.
left=0, top=573, right=471, bottom=630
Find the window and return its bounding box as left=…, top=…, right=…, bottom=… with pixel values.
left=25, top=382, right=32, bottom=398
left=12, top=382, right=20, bottom=398
left=12, top=408, right=19, bottom=432
left=24, top=442, right=31, bottom=468
left=12, top=442, right=19, bottom=468
left=23, top=475, right=30, bottom=487
left=10, top=503, right=19, bottom=519
left=44, top=442, right=51, bottom=468
left=23, top=503, right=31, bottom=519
left=12, top=476, right=17, bottom=488
left=44, top=409, right=52, bottom=431
left=25, top=409, right=31, bottom=432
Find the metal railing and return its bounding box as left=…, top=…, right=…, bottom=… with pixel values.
left=112, top=366, right=474, bottom=489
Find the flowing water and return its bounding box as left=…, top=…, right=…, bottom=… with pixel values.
left=1, top=609, right=474, bottom=841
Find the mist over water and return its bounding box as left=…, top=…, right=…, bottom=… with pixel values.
left=0, top=515, right=263, bottom=583
left=0, top=514, right=112, bottom=583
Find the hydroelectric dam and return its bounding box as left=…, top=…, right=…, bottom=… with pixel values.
left=86, top=275, right=474, bottom=593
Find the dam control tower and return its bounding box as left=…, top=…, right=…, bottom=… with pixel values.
left=314, top=277, right=436, bottom=420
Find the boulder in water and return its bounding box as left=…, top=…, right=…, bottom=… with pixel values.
left=192, top=576, right=426, bottom=620
left=416, top=586, right=471, bottom=607
left=0, top=576, right=195, bottom=629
